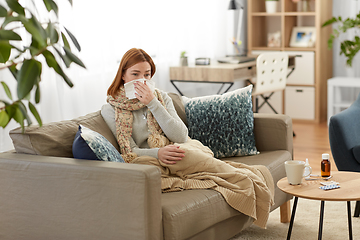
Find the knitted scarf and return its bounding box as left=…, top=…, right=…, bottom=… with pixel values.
left=107, top=86, right=171, bottom=163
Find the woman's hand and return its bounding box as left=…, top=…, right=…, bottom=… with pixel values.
left=135, top=81, right=154, bottom=105
left=158, top=145, right=185, bottom=164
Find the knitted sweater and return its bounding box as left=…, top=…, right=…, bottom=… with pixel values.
left=101, top=91, right=188, bottom=159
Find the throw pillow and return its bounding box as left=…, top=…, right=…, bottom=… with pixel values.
left=185, top=85, right=258, bottom=158
left=72, top=125, right=124, bottom=162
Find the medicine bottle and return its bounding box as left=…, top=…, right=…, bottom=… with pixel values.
left=321, top=153, right=331, bottom=177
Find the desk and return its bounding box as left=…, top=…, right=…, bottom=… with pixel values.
left=169, top=56, right=295, bottom=96
left=170, top=62, right=256, bottom=96
left=170, top=56, right=296, bottom=96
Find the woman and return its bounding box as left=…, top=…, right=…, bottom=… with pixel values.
left=101, top=48, right=274, bottom=228
left=101, top=48, right=188, bottom=164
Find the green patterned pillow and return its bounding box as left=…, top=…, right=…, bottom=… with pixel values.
left=185, top=85, right=258, bottom=158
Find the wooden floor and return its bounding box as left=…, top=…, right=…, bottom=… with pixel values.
left=292, top=121, right=337, bottom=173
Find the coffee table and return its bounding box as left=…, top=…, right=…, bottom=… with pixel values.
left=277, top=171, right=360, bottom=240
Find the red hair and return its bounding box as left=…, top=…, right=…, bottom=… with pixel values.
left=107, top=48, right=156, bottom=97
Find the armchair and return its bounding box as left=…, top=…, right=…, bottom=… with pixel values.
left=329, top=93, right=360, bottom=217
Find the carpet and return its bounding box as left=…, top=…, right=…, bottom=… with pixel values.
left=230, top=199, right=360, bottom=240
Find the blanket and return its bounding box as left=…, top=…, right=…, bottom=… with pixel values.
left=132, top=139, right=274, bottom=228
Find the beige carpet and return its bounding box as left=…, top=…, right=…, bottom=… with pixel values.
left=230, top=199, right=360, bottom=240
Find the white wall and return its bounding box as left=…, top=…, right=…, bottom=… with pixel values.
left=1, top=0, right=240, bottom=152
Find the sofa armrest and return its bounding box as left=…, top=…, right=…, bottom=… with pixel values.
left=0, top=152, right=162, bottom=240
left=253, top=113, right=293, bottom=158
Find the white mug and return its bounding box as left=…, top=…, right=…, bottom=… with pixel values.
left=285, top=160, right=305, bottom=185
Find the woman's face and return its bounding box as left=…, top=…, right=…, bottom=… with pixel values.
left=122, top=61, right=151, bottom=84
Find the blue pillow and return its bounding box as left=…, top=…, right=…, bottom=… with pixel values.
left=72, top=125, right=124, bottom=162
left=185, top=85, right=258, bottom=158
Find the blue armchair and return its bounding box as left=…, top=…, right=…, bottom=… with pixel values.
left=329, top=93, right=360, bottom=217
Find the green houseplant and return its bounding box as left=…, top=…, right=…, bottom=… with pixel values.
left=180, top=51, right=187, bottom=66
left=322, top=11, right=360, bottom=67
left=0, top=0, right=85, bottom=131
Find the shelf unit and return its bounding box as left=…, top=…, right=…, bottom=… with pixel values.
left=247, top=0, right=333, bottom=123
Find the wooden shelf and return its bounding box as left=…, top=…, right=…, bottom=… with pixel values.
left=247, top=0, right=333, bottom=123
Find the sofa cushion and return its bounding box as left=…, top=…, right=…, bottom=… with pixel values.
left=168, top=92, right=187, bottom=126
left=72, top=125, right=124, bottom=162
left=184, top=85, right=258, bottom=158
left=161, top=189, right=246, bottom=240
left=10, top=111, right=120, bottom=158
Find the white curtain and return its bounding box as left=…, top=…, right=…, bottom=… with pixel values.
left=332, top=0, right=360, bottom=77
left=1, top=0, right=234, bottom=152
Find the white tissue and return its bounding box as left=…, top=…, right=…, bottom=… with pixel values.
left=124, top=78, right=155, bottom=99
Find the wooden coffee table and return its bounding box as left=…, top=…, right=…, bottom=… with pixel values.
left=277, top=171, right=360, bottom=240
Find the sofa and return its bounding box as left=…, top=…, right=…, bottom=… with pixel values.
left=0, top=92, right=293, bottom=240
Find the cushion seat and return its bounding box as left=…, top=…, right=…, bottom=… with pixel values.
left=161, top=151, right=290, bottom=240
left=161, top=189, right=246, bottom=240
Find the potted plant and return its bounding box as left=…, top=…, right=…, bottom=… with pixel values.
left=265, top=0, right=279, bottom=13
left=0, top=0, right=85, bottom=131
left=322, top=11, right=360, bottom=67
left=180, top=51, right=188, bottom=66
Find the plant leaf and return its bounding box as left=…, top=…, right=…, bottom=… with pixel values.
left=46, top=22, right=59, bottom=44
left=35, top=84, right=40, bottom=103
left=68, top=0, right=73, bottom=6
left=29, top=102, right=42, bottom=126
left=63, top=47, right=86, bottom=68
left=5, top=0, right=25, bottom=16
left=17, top=100, right=32, bottom=126
left=42, top=50, right=73, bottom=87
left=17, top=59, right=42, bottom=99
left=0, top=29, right=22, bottom=41
left=43, top=0, right=58, bottom=16
left=0, top=40, right=12, bottom=63
left=21, top=16, right=46, bottom=47
left=1, top=81, right=12, bottom=100
left=322, top=17, right=338, bottom=27
left=64, top=27, right=81, bottom=51
left=1, top=15, right=26, bottom=28
left=61, top=32, right=70, bottom=50
left=12, top=104, right=24, bottom=131
left=54, top=46, right=71, bottom=67
left=0, top=5, right=8, bottom=17
left=8, top=64, right=18, bottom=80
left=0, top=109, right=10, bottom=128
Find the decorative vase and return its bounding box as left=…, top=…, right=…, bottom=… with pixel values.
left=180, top=57, right=188, bottom=66
left=265, top=1, right=278, bottom=13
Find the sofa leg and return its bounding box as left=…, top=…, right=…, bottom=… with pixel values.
left=280, top=200, right=291, bottom=223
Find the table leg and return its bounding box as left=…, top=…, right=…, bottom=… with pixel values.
left=170, top=80, right=184, bottom=96
left=287, top=197, right=298, bottom=240
left=347, top=201, right=353, bottom=240
left=318, top=201, right=325, bottom=240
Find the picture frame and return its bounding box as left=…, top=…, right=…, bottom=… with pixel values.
left=289, top=27, right=316, bottom=47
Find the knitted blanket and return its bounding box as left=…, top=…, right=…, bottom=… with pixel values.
left=132, top=139, right=275, bottom=228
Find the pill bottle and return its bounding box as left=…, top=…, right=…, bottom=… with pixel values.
left=321, top=153, right=331, bottom=177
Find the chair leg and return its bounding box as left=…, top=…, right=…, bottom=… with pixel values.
left=354, top=201, right=360, bottom=217
left=260, top=93, right=278, bottom=114
left=255, top=96, right=259, bottom=113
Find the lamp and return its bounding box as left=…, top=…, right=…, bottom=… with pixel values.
left=228, top=0, right=244, bottom=54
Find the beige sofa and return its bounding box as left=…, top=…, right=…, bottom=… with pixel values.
left=0, top=93, right=293, bottom=240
